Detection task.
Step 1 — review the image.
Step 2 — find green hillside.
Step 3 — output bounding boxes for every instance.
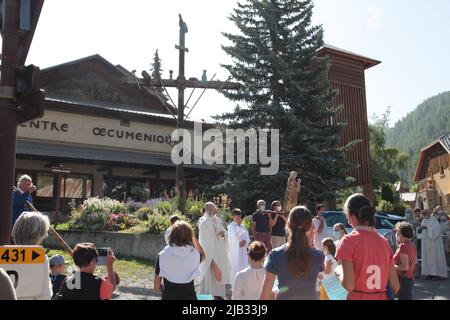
[385,91,450,186]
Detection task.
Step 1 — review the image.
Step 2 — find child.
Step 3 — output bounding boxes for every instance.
[319,238,338,300]
[228,208,251,286]
[333,223,347,247]
[232,241,267,300]
[393,222,417,300]
[154,221,205,300]
[49,254,68,299]
[165,215,181,244]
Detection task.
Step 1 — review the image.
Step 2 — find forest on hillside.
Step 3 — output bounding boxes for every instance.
[385,91,450,186]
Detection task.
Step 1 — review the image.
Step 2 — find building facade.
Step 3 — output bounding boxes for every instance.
[16,55,216,212]
[414,133,450,212]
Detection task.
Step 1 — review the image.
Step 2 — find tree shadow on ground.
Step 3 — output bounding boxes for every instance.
[114,285,161,300]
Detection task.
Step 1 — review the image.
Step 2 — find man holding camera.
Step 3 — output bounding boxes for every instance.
[55,243,117,300]
[12,175,36,228]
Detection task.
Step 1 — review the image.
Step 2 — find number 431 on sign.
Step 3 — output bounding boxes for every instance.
[0,246,45,264]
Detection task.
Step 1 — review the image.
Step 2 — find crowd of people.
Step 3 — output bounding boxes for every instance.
[154,194,449,301]
[1,174,449,301]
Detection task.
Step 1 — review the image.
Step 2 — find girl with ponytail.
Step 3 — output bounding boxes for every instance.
[335,194,400,300]
[260,206,325,300]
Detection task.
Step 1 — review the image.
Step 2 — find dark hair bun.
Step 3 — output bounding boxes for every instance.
[359,206,375,220]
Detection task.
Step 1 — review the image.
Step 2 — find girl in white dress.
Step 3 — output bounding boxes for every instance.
[232,241,267,300]
[319,238,338,300]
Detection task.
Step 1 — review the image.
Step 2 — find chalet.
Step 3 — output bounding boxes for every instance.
[414,133,450,212]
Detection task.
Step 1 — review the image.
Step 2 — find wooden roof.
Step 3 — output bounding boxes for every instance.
[41,54,175,115]
[414,133,450,181]
[318,44,381,70]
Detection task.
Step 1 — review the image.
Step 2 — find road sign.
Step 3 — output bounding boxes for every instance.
[0,246,45,264]
[51,168,71,174]
[0,245,48,299]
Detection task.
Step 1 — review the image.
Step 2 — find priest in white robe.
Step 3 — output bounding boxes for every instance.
[418,209,448,279]
[196,202,231,299]
[228,209,251,287]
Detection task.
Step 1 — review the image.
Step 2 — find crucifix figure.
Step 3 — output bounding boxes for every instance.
[124,14,240,212]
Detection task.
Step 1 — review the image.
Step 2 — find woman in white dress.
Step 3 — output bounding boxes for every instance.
[232,241,267,300]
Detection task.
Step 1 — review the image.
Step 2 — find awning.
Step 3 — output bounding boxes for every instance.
[16,139,216,172]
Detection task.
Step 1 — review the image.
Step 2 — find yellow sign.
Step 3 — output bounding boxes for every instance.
[0,246,45,265]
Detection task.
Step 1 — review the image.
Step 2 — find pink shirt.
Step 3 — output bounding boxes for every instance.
[335,227,394,300]
[393,241,416,279]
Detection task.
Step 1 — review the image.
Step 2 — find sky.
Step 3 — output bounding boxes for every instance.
[22,0,450,126]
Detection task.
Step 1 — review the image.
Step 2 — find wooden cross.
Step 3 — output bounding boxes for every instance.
[124,14,240,211]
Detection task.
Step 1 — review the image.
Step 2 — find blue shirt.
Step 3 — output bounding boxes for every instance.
[265,244,324,300]
[12,191,33,227]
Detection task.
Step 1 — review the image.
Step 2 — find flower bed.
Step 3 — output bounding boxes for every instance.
[66,195,252,235]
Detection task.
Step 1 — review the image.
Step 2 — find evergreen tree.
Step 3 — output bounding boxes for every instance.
[214,0,353,210]
[151,49,163,94]
[369,109,408,189]
[381,184,395,203]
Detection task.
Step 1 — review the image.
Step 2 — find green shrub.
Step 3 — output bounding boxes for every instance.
[242,216,253,234]
[104,213,138,231]
[155,200,175,215]
[125,220,150,234]
[392,201,408,216]
[68,197,128,231]
[126,201,146,213]
[186,200,205,218]
[136,206,154,221]
[377,200,395,213]
[146,213,172,234]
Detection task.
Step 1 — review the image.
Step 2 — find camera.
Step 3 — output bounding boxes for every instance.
[96,247,111,266]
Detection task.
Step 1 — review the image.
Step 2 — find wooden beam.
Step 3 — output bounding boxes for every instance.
[123,78,240,90]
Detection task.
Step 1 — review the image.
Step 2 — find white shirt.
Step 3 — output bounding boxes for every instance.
[322,254,338,281]
[159,245,201,284]
[164,226,173,244]
[228,222,251,287]
[312,217,328,250]
[232,267,266,300]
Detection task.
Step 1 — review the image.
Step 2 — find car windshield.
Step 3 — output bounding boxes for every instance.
[324,212,351,228]
[324,211,400,231]
[375,216,397,230]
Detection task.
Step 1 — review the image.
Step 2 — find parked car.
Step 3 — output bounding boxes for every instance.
[321,211,406,251]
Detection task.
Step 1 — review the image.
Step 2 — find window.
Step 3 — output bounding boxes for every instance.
[36,173,54,198]
[61,175,93,199]
[104,178,150,202]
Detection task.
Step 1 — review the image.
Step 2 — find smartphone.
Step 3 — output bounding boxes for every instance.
[96,247,111,266]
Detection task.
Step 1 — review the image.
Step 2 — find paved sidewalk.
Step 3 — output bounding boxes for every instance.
[414,272,450,300]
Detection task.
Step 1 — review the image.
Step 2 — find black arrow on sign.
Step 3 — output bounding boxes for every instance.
[32,250,41,262]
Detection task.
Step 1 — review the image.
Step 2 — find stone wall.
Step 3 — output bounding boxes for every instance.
[44,230,166,261]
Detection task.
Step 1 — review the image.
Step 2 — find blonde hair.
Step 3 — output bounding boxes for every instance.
[12,211,50,245]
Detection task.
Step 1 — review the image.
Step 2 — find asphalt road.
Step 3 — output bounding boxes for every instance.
[414,272,450,300]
